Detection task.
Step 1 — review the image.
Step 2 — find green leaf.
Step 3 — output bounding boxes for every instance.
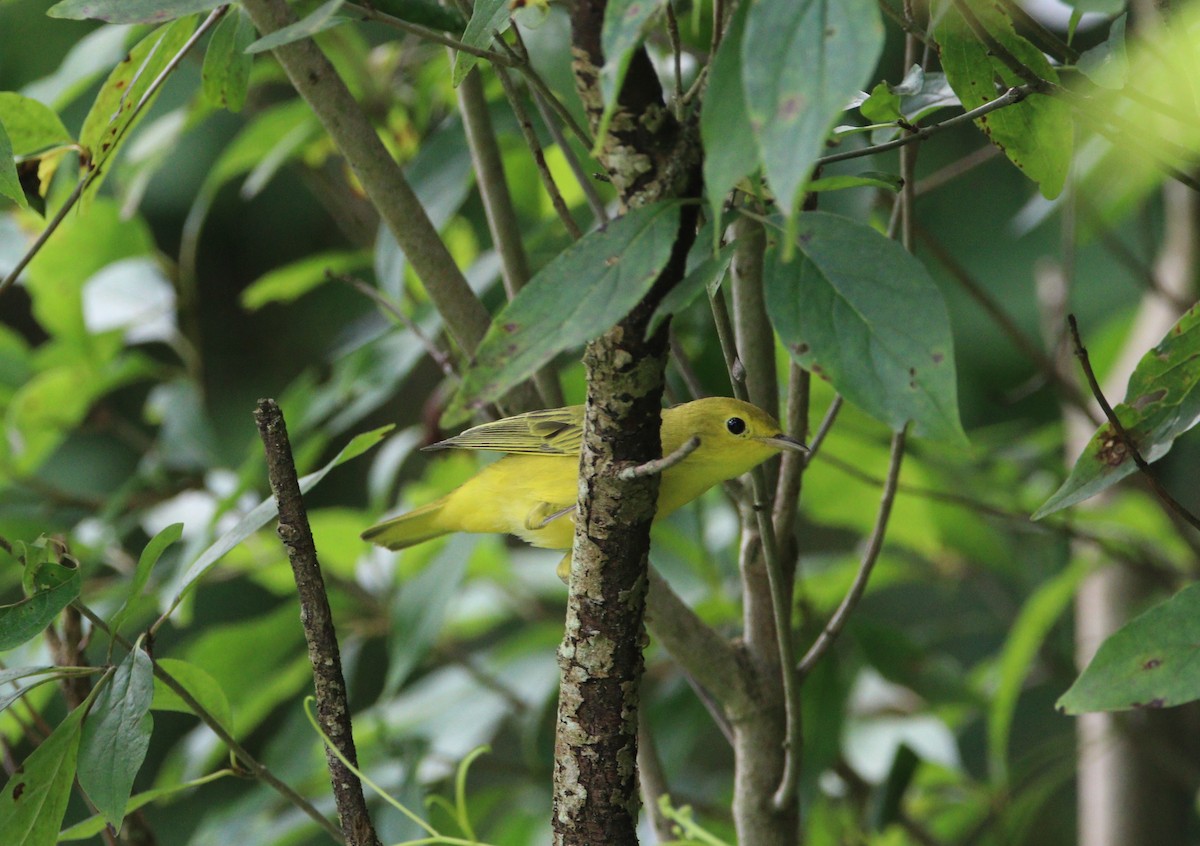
[0,122,29,210]
[0,568,81,651]
[47,0,222,23]
[151,658,233,731]
[1034,305,1200,518]
[764,212,966,443]
[0,696,86,846]
[384,547,469,695]
[1077,13,1127,91]
[20,542,78,593]
[742,0,883,217]
[451,0,510,86]
[701,0,757,227]
[593,0,664,145]
[806,171,902,193]
[164,425,392,614]
[246,0,349,54]
[20,25,135,111]
[646,241,736,338]
[111,523,184,637]
[25,198,156,342]
[78,647,154,831]
[858,80,902,124]
[202,6,256,111]
[987,561,1089,782]
[1059,582,1200,714]
[368,0,464,31]
[446,201,682,423]
[0,92,74,158]
[77,16,198,201]
[934,2,1072,199]
[240,250,370,310]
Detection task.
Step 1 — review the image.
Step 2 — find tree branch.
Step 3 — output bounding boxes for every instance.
[798,425,907,678]
[1066,315,1200,531]
[618,435,700,480]
[458,67,564,407]
[240,0,492,359]
[254,399,380,846]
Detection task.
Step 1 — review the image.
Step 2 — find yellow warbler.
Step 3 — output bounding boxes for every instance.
[361,397,807,563]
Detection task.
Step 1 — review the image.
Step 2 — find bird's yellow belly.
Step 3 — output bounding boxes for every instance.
[437,453,736,551]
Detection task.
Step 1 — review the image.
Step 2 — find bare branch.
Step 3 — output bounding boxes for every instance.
[254,399,380,846]
[1066,314,1200,531]
[618,435,700,480]
[798,425,908,678]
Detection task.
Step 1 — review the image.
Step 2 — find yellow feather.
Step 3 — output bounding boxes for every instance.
[361,397,807,554]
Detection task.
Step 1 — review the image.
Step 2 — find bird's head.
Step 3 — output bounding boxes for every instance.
[664,397,808,480]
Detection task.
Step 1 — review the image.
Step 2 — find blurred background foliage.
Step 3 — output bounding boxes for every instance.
[1,0,1199,844]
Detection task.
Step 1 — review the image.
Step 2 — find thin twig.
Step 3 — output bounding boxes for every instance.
[618,435,700,480]
[507,28,594,151]
[72,602,346,843]
[798,425,908,677]
[347,2,516,65]
[709,288,747,400]
[1076,195,1194,312]
[1066,315,1200,531]
[914,227,1100,423]
[817,451,1180,578]
[747,466,800,812]
[772,364,809,546]
[913,144,1000,196]
[669,330,709,400]
[664,1,685,120]
[456,67,563,407]
[0,178,85,297]
[255,399,380,846]
[493,66,583,239]
[876,0,935,48]
[802,395,843,468]
[710,0,729,55]
[335,272,458,378]
[530,87,609,225]
[817,85,1033,168]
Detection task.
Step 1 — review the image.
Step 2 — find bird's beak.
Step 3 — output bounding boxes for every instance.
[758,433,809,454]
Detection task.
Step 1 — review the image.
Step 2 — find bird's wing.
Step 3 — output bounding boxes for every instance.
[426,406,585,455]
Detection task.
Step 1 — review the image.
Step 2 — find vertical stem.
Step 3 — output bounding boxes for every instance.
[458,68,533,300]
[255,399,380,846]
[458,66,565,407]
[240,0,492,357]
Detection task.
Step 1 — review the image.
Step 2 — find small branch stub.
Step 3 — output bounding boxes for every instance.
[618,435,700,480]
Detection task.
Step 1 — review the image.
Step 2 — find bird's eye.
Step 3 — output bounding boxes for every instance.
[726,417,746,435]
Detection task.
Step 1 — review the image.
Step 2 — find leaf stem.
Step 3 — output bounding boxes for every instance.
[816,84,1033,168]
[346,2,516,64]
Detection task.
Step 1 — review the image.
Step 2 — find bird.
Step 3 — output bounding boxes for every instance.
[361,397,807,575]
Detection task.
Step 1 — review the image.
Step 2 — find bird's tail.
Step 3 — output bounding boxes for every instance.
[361,497,449,550]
